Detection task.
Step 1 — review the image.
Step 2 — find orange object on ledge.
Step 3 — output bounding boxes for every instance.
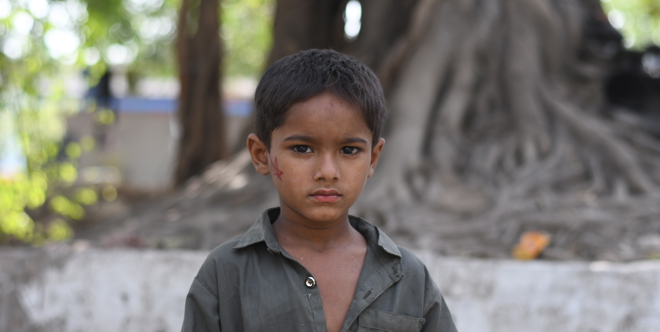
[512,230,552,260]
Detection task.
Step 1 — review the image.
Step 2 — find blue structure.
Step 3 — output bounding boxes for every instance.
[102,97,252,117]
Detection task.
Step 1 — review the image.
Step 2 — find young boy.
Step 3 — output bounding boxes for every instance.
[182,49,457,332]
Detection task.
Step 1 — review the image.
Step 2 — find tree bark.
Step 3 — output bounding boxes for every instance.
[266,0,347,66]
[175,0,228,187]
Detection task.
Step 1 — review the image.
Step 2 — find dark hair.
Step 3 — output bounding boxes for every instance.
[254,49,388,150]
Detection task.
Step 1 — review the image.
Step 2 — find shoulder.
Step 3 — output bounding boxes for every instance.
[193,237,252,295]
[394,247,457,330]
[354,217,432,281]
[397,246,427,270]
[396,247,437,292]
[205,237,244,263]
[197,237,243,272]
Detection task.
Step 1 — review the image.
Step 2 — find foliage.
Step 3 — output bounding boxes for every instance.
[0,0,177,245]
[0,83,88,244]
[221,0,274,78]
[0,0,275,245]
[602,0,660,49]
[0,0,74,244]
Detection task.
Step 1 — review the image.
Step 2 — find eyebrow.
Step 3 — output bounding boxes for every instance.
[283,135,314,142]
[343,137,369,144]
[283,135,368,145]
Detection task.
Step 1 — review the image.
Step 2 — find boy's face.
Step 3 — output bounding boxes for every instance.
[247,92,385,227]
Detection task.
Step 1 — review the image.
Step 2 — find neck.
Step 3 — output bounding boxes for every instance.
[273,213,357,253]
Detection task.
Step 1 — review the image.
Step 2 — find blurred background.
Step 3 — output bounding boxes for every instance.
[2,0,660,261]
[0,0,274,246]
[1,0,660,330]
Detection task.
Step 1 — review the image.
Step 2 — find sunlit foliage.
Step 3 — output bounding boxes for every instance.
[0,0,275,245]
[0,0,178,245]
[221,0,274,78]
[602,0,660,49]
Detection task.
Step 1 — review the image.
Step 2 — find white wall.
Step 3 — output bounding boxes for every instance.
[66,111,250,191]
[4,249,660,332]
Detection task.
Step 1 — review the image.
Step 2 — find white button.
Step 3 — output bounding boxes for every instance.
[305,276,316,288]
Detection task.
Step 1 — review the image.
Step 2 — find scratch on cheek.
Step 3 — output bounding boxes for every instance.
[270,155,284,181]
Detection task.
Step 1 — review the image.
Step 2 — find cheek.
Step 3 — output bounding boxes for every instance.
[344,164,371,185]
[272,157,308,186]
[268,155,286,181]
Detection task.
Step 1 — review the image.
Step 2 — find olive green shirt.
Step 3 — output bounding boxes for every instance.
[182,208,457,332]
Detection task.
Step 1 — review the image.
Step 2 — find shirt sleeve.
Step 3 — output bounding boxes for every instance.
[181,276,221,332]
[421,292,458,332]
[421,266,458,332]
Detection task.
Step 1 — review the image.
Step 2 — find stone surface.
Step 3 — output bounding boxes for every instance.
[416,251,660,332]
[1,247,659,332]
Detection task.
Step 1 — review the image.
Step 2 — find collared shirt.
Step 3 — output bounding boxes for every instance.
[182,208,457,332]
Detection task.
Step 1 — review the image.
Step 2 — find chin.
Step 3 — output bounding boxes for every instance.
[303,207,349,223]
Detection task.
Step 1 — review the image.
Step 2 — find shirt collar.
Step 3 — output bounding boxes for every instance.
[233,207,401,258]
[234,207,284,253]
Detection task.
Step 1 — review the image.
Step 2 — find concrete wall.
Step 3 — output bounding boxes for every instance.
[66,111,250,191]
[1,248,659,332]
[66,112,176,190]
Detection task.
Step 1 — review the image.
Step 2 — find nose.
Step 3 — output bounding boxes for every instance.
[313,153,340,181]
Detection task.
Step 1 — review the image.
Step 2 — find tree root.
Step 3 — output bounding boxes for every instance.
[355,0,660,261]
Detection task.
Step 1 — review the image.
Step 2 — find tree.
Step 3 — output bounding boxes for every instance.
[601,0,660,49]
[174,0,228,186]
[259,0,660,258]
[91,0,660,260]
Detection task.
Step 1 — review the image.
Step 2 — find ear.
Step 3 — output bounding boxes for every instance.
[247,133,270,176]
[367,138,385,178]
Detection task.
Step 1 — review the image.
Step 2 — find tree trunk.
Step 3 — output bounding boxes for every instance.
[175,0,228,187]
[266,0,347,66]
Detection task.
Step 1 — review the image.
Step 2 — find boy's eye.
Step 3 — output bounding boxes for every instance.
[292,145,312,153]
[341,146,360,155]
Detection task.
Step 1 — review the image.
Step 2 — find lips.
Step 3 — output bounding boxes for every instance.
[310,189,341,203]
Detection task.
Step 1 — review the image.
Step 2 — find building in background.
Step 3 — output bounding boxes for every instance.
[67,74,254,191]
